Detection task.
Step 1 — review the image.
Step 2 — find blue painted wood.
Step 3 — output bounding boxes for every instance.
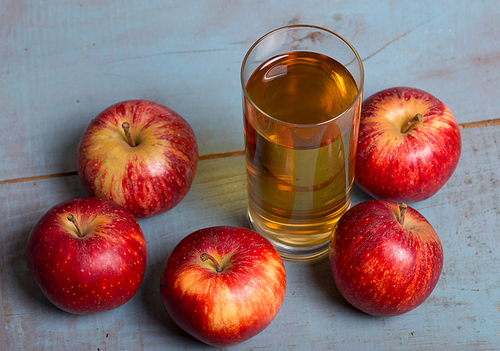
[1,0,500,349]
[1,0,499,181]
[1,125,500,350]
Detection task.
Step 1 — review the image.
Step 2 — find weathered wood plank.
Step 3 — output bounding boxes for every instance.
[2,0,500,349]
[1,124,499,350]
[1,0,499,182]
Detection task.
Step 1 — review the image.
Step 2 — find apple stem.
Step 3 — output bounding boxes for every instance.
[200,253,223,273]
[122,122,136,147]
[402,113,423,133]
[399,203,408,227]
[67,214,84,237]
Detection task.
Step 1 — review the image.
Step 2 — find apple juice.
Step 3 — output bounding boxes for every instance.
[244,51,359,259]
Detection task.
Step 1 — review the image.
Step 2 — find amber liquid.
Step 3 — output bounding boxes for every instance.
[244,51,359,260]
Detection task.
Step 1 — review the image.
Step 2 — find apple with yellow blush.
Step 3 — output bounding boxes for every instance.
[159,226,287,347]
[76,100,198,218]
[355,87,461,202]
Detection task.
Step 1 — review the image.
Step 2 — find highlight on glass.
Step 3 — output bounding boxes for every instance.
[241,25,364,261]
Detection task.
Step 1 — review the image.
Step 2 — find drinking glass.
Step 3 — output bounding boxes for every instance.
[241,25,364,261]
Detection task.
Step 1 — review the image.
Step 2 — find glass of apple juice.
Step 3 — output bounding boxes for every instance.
[240,25,364,262]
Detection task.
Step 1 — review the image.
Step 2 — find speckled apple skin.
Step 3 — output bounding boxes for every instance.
[77,100,198,218]
[355,87,461,202]
[160,226,286,347]
[26,197,147,314]
[329,200,443,317]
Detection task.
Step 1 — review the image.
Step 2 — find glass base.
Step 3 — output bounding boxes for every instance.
[248,211,332,263]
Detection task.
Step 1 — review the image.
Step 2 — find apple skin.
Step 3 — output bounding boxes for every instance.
[77,100,198,218]
[160,226,287,347]
[329,200,443,317]
[355,87,461,203]
[26,197,147,314]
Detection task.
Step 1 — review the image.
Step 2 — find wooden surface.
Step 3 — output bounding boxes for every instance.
[1,0,499,350]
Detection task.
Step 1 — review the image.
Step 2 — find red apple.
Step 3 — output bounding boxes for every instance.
[77,100,198,218]
[26,197,147,314]
[160,226,287,347]
[355,87,461,202]
[329,200,443,317]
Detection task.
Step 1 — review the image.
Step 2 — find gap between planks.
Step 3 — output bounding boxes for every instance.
[1,118,499,185]
[0,150,245,185]
[457,118,500,129]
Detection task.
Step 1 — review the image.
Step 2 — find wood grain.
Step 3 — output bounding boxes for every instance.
[1,0,499,182]
[2,0,500,349]
[1,125,499,350]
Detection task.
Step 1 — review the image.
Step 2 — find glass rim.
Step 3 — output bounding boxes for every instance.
[240,24,365,128]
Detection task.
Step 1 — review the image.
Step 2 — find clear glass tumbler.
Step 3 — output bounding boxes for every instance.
[240,25,364,262]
